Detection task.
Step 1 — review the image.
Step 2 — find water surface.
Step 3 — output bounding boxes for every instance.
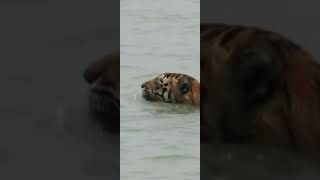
[120,0,200,179]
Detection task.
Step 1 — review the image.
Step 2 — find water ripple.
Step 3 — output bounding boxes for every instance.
[121,0,200,179]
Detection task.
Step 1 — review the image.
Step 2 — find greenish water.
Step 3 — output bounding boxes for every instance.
[120,0,200,179]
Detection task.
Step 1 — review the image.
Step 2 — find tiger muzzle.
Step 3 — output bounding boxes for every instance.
[89,83,119,132]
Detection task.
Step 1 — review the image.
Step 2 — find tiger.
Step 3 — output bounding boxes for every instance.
[201,23,320,155]
[141,73,200,107]
[83,49,119,132]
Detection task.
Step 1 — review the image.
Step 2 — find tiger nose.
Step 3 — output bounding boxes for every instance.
[141,82,146,89]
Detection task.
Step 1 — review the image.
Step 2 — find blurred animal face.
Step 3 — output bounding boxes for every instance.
[83,50,120,132]
[201,24,288,142]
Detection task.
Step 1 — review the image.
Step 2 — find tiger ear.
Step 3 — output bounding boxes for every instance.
[231,47,284,102]
[179,79,192,94]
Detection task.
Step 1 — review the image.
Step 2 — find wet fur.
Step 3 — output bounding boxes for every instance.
[141,73,200,107]
[201,23,320,155]
[83,50,120,132]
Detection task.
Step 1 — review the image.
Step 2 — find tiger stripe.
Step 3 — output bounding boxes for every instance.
[141,73,200,107]
[201,24,303,62]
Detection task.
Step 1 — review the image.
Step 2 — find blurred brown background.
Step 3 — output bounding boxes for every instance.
[201,0,320,179]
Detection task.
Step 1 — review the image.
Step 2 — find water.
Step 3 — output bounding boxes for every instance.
[120,0,200,179]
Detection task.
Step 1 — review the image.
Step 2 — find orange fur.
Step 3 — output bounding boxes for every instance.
[141,73,200,107]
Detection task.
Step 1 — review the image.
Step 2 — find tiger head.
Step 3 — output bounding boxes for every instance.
[141,73,200,107]
[201,23,320,155]
[83,50,120,132]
